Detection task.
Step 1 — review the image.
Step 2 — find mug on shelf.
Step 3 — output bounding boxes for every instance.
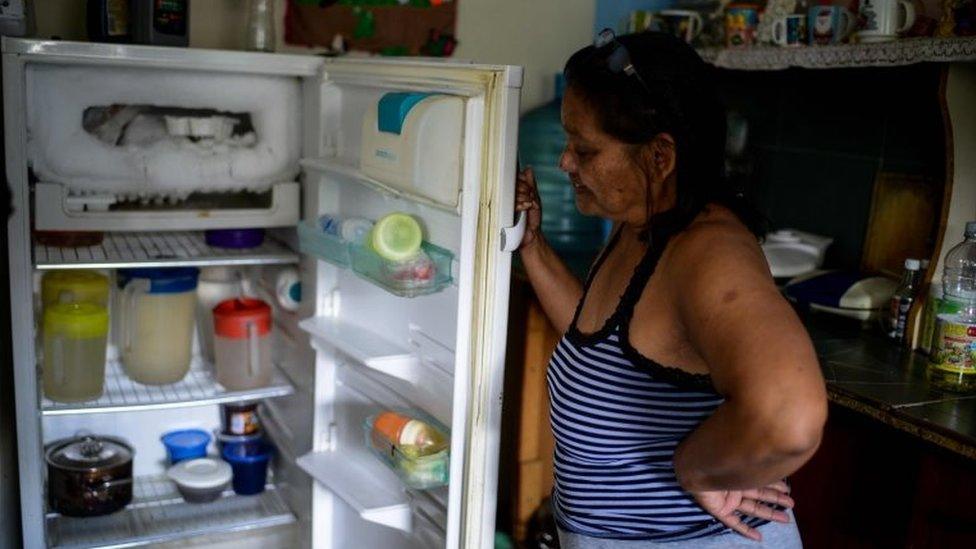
[659,10,704,44]
[809,5,856,45]
[772,14,807,47]
[726,4,761,47]
[856,0,916,43]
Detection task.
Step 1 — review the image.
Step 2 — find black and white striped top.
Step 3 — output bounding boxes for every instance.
[547,226,768,541]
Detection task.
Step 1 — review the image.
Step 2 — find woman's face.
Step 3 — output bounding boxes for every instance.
[559,87,654,224]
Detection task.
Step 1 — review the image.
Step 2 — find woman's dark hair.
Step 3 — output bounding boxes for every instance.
[564,31,765,239]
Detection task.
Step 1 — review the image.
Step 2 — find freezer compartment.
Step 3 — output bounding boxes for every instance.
[34,181,300,232]
[45,474,295,549]
[26,64,301,196]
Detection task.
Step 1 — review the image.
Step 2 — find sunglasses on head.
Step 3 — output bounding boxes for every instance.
[593,28,653,96]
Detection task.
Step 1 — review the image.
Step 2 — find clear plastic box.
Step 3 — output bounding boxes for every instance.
[349,242,453,298]
[298,222,351,267]
[363,410,450,490]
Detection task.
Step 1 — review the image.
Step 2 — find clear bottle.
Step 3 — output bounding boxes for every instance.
[245,0,275,52]
[888,258,922,342]
[929,221,976,393]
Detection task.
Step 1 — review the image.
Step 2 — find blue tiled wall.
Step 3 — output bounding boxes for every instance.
[717,65,945,270]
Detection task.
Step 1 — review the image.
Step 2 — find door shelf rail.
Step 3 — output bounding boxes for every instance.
[297,447,412,532]
[46,474,294,549]
[34,230,299,270]
[42,359,295,416]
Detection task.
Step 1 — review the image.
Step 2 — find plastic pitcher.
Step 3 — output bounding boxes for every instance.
[213,298,272,390]
[196,267,247,364]
[118,267,199,385]
[43,302,109,402]
[41,270,109,309]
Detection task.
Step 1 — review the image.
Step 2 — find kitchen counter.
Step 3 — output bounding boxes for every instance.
[804,313,976,460]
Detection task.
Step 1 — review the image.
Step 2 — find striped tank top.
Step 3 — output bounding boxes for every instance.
[547,226,769,541]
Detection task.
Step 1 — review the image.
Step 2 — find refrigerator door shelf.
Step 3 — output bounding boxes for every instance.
[35,230,298,271]
[34,181,300,232]
[41,358,295,416]
[301,157,462,215]
[296,447,412,532]
[300,317,454,423]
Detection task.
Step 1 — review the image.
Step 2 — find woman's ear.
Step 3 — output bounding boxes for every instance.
[646,133,677,181]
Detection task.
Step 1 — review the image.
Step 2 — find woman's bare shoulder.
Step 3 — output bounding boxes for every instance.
[666,205,767,278]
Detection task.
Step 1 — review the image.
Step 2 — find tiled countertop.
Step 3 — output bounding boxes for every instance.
[804,313,976,459]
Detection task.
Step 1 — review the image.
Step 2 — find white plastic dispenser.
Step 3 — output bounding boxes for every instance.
[360,93,464,208]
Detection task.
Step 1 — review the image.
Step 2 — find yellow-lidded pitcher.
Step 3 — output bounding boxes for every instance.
[41,270,110,309]
[43,302,109,403]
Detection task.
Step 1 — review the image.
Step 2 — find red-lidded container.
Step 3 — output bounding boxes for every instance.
[213,298,272,390]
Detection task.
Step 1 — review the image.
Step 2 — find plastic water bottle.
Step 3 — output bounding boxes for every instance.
[929,221,976,393]
[887,258,921,342]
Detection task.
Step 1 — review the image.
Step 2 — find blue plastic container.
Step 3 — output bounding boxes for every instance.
[161,429,211,464]
[222,440,273,495]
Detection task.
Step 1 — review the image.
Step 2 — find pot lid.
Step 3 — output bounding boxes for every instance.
[46,435,133,471]
[167,458,232,490]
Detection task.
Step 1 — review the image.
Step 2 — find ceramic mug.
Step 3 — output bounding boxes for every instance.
[809,5,856,45]
[772,14,807,46]
[726,4,761,47]
[629,10,656,33]
[659,9,704,43]
[856,0,916,42]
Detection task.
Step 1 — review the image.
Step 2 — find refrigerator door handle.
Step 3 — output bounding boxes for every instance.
[499,210,526,253]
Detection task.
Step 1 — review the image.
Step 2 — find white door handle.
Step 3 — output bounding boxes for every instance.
[500,210,527,253]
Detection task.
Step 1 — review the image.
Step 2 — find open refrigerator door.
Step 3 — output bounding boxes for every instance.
[293,57,523,549]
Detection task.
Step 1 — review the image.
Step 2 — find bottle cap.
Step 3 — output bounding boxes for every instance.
[965,221,976,238]
[905,259,921,270]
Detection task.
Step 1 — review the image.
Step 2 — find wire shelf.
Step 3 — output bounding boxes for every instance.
[34,231,298,270]
[42,359,295,416]
[46,475,295,549]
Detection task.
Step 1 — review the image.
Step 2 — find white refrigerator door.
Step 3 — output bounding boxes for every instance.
[298,58,522,549]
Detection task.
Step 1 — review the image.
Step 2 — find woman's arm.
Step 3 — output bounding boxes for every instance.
[516,167,584,334]
[670,224,828,491]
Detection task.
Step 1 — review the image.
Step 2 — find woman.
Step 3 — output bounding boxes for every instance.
[516,31,827,548]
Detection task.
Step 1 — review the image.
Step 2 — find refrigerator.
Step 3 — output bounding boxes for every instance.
[3,38,524,549]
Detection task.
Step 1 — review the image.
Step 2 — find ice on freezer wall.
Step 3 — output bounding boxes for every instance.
[26,65,301,197]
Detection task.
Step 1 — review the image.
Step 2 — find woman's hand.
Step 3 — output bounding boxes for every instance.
[690,481,794,541]
[515,166,543,251]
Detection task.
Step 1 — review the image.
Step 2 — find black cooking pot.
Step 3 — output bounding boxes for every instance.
[46,435,134,517]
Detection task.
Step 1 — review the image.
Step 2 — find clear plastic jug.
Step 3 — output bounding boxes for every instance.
[43,302,109,402]
[118,268,199,385]
[213,298,272,390]
[196,267,247,364]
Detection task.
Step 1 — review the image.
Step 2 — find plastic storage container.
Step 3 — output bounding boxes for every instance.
[161,429,211,464]
[42,302,110,402]
[118,267,199,385]
[222,440,273,495]
[167,458,232,503]
[205,228,265,249]
[364,410,450,489]
[214,430,265,455]
[41,270,110,309]
[213,298,273,390]
[298,222,351,267]
[350,242,453,298]
[196,267,246,363]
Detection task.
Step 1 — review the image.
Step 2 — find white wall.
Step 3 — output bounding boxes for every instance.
[33,0,595,112]
[453,0,595,111]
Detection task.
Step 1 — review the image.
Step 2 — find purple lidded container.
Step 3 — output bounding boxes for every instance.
[205,228,265,249]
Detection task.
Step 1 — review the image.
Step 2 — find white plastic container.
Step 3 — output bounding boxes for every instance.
[360,93,463,207]
[213,298,273,390]
[118,268,199,385]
